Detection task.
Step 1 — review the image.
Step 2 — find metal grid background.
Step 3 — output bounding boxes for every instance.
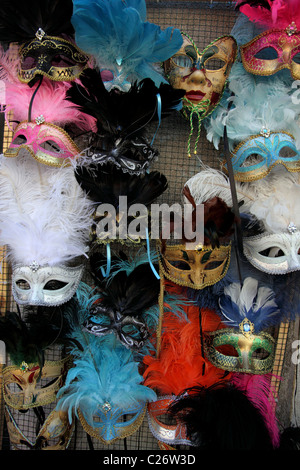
[0,0,293,451]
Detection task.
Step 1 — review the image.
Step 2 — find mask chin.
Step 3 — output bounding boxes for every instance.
[12,264,84,307]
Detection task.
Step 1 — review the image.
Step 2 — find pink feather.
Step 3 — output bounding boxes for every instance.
[5,78,97,132]
[237,0,300,28]
[231,372,281,448]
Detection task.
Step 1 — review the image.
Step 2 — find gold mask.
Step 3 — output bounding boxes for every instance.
[3,356,71,410]
[157,241,231,289]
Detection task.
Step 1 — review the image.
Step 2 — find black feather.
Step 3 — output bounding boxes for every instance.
[168,383,274,450]
[91,263,160,318]
[235,0,272,11]
[67,68,185,142]
[75,164,168,208]
[0,306,71,367]
[0,0,74,43]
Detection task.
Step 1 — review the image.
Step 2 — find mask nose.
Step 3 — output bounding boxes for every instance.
[187,68,207,85]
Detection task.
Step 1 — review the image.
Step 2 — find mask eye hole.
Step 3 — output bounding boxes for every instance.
[279,146,298,158]
[171,55,193,68]
[100,69,114,82]
[259,247,285,258]
[11,134,27,145]
[168,260,191,270]
[21,55,38,70]
[241,153,264,167]
[252,348,270,360]
[215,344,239,357]
[43,280,68,291]
[155,413,178,427]
[293,52,300,64]
[204,260,223,270]
[254,47,278,60]
[15,279,30,290]
[40,140,62,153]
[116,413,137,423]
[205,58,226,71]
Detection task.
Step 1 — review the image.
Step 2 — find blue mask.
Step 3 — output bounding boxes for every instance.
[223,132,300,182]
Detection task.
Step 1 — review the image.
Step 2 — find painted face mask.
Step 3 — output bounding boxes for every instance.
[4,121,81,167]
[4,407,74,451]
[241,25,300,79]
[18,29,89,83]
[147,396,191,447]
[223,131,300,182]
[164,33,237,156]
[243,230,300,275]
[157,241,231,290]
[205,321,275,374]
[12,264,84,307]
[3,356,71,410]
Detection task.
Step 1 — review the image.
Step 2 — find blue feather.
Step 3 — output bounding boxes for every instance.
[56,335,156,426]
[71,0,183,87]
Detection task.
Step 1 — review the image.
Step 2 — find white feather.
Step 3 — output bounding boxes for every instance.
[0,154,94,266]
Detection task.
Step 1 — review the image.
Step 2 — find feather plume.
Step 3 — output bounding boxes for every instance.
[0,46,20,85]
[218,276,282,330]
[167,382,274,449]
[0,155,94,266]
[56,334,157,426]
[231,372,280,448]
[205,62,300,150]
[0,307,70,367]
[236,0,300,28]
[75,163,168,209]
[66,68,184,143]
[0,0,74,43]
[71,0,183,87]
[5,78,97,132]
[143,306,230,396]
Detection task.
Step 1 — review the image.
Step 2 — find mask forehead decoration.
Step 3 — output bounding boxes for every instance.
[0,0,87,85]
[164,32,237,157]
[205,62,300,182]
[236,0,300,79]
[0,156,94,306]
[71,0,183,91]
[204,277,280,374]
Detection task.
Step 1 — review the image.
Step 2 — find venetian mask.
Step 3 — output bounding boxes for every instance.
[12,264,84,307]
[164,33,237,116]
[157,241,231,289]
[223,131,300,182]
[205,319,275,374]
[147,396,191,447]
[4,121,81,167]
[241,23,300,80]
[243,230,300,275]
[3,356,71,410]
[18,29,89,83]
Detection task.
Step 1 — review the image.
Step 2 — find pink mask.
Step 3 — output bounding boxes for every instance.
[241,27,300,79]
[4,121,80,167]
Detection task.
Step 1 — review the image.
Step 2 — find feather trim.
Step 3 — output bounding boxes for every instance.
[0,155,94,266]
[219,276,282,331]
[56,334,157,426]
[236,0,300,29]
[143,306,230,396]
[71,0,183,87]
[231,372,280,448]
